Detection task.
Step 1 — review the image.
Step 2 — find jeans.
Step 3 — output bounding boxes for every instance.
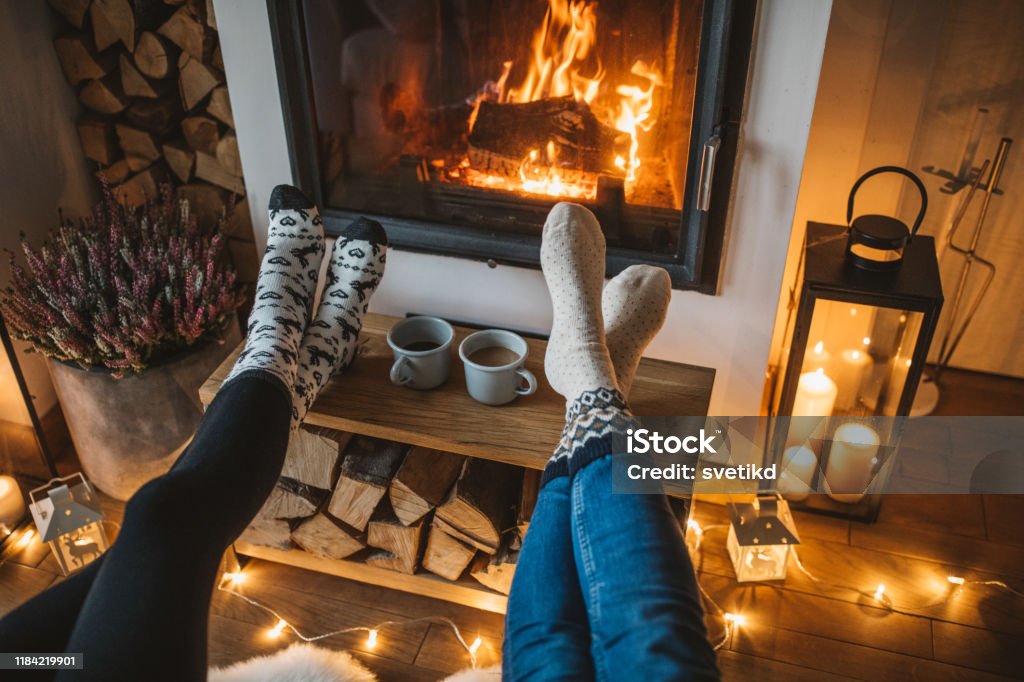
[0,371,293,682]
[504,454,719,681]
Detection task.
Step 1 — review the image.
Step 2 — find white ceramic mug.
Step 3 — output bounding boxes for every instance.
[459,329,537,405]
[386,316,454,390]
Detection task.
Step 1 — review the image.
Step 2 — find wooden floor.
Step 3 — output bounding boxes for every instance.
[1,367,1020,680]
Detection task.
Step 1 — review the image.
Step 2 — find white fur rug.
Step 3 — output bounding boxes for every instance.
[208,643,501,682]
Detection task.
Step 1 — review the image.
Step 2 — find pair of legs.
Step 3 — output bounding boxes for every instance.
[0,187,388,681]
[504,205,719,680]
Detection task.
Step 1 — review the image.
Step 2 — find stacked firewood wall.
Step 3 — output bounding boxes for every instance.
[48,0,258,305]
[242,426,540,596]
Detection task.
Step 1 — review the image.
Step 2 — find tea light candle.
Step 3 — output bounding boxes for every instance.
[825,423,880,503]
[778,445,817,502]
[792,368,837,417]
[834,348,873,411]
[0,475,26,531]
[802,341,832,373]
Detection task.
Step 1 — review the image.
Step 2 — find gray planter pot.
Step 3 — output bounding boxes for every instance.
[47,322,241,500]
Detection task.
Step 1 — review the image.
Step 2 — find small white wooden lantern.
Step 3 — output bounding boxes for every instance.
[28,474,109,575]
[726,493,800,582]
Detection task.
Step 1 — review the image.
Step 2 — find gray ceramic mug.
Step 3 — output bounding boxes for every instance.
[459,329,538,406]
[387,316,454,390]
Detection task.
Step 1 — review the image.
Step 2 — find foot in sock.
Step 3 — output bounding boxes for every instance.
[540,203,627,484]
[603,265,672,396]
[292,217,388,427]
[226,185,324,391]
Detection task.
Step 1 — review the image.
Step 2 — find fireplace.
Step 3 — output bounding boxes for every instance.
[270,0,755,291]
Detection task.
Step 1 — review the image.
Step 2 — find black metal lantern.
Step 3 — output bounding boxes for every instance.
[769,222,943,521]
[845,167,928,271]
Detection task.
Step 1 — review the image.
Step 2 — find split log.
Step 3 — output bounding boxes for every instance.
[181,115,219,154]
[120,53,158,98]
[48,0,91,28]
[80,76,128,115]
[134,31,178,79]
[177,183,229,227]
[468,96,624,178]
[366,498,426,574]
[282,427,349,492]
[291,513,365,561]
[206,86,234,127]
[91,0,135,51]
[328,437,408,531]
[115,123,160,170]
[260,485,318,520]
[96,159,132,185]
[422,524,477,581]
[54,37,113,86]
[158,6,207,61]
[435,458,522,552]
[195,151,245,194]
[125,95,183,136]
[113,164,166,206]
[470,529,520,595]
[205,0,217,29]
[178,53,220,111]
[389,447,465,527]
[238,515,292,551]
[518,469,541,536]
[222,198,252,239]
[215,133,243,177]
[431,515,497,554]
[162,141,195,183]
[211,42,224,72]
[77,119,118,165]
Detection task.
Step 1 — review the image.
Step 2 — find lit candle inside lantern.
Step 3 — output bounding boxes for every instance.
[802,341,832,373]
[778,445,817,502]
[0,475,26,530]
[792,368,837,417]
[834,348,873,411]
[825,423,880,504]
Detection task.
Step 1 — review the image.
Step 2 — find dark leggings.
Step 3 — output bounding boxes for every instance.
[0,371,292,681]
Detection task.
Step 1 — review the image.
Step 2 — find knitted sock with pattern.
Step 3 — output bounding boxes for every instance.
[292,218,388,428]
[540,203,626,485]
[225,185,324,393]
[603,264,672,396]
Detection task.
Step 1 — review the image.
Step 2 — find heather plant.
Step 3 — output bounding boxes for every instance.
[2,186,243,375]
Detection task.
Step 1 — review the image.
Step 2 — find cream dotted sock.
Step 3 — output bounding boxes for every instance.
[292,218,388,428]
[540,203,627,485]
[541,203,618,401]
[225,185,324,392]
[603,265,672,396]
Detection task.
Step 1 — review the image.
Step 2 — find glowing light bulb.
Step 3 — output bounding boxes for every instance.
[947,576,965,586]
[813,341,825,355]
[267,619,287,638]
[723,612,746,627]
[16,529,35,549]
[862,337,871,345]
[366,629,378,649]
[873,584,887,601]
[223,571,245,587]
[469,637,482,654]
[687,519,703,536]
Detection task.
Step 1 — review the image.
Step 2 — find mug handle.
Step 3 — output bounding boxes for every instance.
[390,356,413,386]
[515,368,538,396]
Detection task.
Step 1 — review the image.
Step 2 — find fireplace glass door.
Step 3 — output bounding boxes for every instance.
[274,0,753,290]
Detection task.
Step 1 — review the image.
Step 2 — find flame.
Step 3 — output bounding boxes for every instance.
[461,0,662,199]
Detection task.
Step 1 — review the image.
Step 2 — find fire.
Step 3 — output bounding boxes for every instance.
[463,0,662,199]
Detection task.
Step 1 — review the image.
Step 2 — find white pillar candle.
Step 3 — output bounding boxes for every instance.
[792,368,837,417]
[778,445,818,502]
[802,341,832,373]
[834,348,873,411]
[0,475,26,532]
[825,423,880,504]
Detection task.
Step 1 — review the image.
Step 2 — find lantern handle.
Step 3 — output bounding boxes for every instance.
[846,166,928,241]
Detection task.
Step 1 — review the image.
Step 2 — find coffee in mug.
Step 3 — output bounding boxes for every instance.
[386,316,454,390]
[459,329,537,405]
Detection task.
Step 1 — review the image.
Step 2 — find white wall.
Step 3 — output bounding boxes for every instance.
[0,3,96,424]
[214,0,833,415]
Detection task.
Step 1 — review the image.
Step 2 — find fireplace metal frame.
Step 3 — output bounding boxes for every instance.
[268,0,756,293]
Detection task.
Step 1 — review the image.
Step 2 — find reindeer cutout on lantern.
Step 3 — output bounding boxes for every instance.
[29,474,110,576]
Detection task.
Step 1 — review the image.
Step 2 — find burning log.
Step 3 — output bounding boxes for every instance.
[467,96,623,180]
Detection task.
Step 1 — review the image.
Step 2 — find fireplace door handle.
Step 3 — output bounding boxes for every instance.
[696,133,721,212]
